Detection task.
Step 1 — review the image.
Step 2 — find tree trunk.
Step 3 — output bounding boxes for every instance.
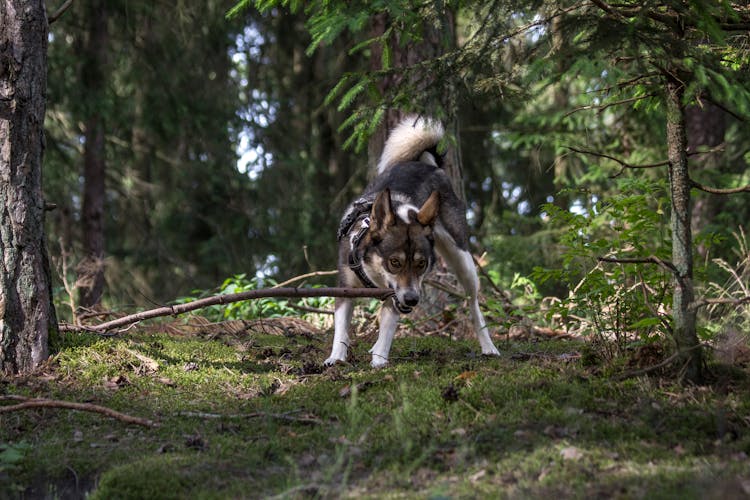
[665,76,702,383]
[367,9,462,196]
[77,0,109,308]
[686,102,726,255]
[0,0,57,374]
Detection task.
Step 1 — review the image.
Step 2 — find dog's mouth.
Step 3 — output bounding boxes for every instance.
[392,296,414,314]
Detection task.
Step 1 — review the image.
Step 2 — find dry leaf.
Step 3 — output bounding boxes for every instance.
[560,446,583,461]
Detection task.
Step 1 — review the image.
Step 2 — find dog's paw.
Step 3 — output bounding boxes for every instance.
[482,345,501,357]
[370,357,389,369]
[324,356,346,367]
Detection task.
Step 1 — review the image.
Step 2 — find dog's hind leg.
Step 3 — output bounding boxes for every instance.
[435,236,500,356]
[324,297,354,366]
[369,301,400,368]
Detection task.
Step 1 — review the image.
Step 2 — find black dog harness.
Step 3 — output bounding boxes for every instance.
[346,215,379,289]
[338,199,379,289]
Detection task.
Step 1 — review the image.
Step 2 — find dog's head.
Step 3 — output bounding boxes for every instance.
[363,189,439,313]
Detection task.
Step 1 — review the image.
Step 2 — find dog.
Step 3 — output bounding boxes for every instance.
[324,115,500,368]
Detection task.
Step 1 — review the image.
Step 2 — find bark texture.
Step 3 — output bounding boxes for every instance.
[0,0,57,374]
[77,0,109,308]
[367,9,463,196]
[665,76,702,382]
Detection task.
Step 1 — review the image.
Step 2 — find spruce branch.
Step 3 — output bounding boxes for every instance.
[690,180,750,195]
[565,146,669,173]
[563,93,656,117]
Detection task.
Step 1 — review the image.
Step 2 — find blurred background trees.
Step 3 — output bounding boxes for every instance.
[43,0,750,379]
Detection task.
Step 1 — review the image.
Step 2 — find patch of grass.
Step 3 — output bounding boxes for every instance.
[2,326,750,498]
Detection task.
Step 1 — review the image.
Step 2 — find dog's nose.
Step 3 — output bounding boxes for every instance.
[402,291,419,307]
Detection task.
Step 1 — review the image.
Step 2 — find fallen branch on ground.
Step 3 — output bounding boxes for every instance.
[178,410,322,425]
[0,395,157,427]
[59,287,394,334]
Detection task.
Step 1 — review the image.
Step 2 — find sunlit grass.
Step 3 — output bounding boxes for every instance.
[2,327,749,498]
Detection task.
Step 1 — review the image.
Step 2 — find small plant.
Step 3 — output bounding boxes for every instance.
[532,178,673,354]
[177,274,335,322]
[700,228,750,349]
[0,441,31,493]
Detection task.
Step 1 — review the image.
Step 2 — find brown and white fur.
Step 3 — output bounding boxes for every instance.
[325,116,500,368]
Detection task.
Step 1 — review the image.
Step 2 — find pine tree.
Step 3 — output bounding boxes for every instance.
[0,0,58,374]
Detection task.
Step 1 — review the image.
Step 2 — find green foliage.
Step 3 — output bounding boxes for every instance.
[700,229,750,341]
[0,441,31,495]
[177,274,334,322]
[532,176,673,345]
[0,441,31,474]
[43,0,750,368]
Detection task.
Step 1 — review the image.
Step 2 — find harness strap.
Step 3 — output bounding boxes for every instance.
[347,216,379,289]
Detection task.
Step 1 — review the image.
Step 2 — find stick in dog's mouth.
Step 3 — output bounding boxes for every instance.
[392,296,414,314]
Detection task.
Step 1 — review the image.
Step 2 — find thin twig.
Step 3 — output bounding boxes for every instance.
[636,269,673,335]
[55,237,78,325]
[613,343,707,381]
[563,93,656,117]
[598,255,678,275]
[0,395,156,427]
[566,146,669,170]
[613,351,681,381]
[689,295,750,312]
[472,255,517,316]
[48,0,73,24]
[690,180,750,195]
[423,278,467,299]
[272,270,338,288]
[287,303,334,315]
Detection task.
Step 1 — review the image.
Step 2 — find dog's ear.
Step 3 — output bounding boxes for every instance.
[370,189,396,236]
[417,191,439,226]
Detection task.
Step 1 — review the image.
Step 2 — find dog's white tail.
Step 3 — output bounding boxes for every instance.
[376,115,445,174]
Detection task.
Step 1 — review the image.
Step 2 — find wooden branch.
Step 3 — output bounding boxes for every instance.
[613,350,681,381]
[59,287,394,334]
[272,270,338,288]
[689,296,750,311]
[613,343,708,381]
[286,303,334,315]
[563,93,656,117]
[472,255,517,316]
[0,395,156,427]
[48,0,74,24]
[598,255,678,275]
[565,146,669,172]
[690,180,750,195]
[178,410,322,425]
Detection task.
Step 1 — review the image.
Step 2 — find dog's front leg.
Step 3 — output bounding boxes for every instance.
[369,300,400,368]
[324,297,353,366]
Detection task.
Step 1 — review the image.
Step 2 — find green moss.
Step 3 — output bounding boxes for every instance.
[2,330,750,498]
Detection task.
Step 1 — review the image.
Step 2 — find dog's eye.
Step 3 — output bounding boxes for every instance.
[416,259,427,270]
[389,258,402,269]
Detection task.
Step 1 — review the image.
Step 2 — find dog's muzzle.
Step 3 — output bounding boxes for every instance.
[392,290,419,314]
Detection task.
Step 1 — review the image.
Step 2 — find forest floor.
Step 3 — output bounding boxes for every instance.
[2,313,750,499]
